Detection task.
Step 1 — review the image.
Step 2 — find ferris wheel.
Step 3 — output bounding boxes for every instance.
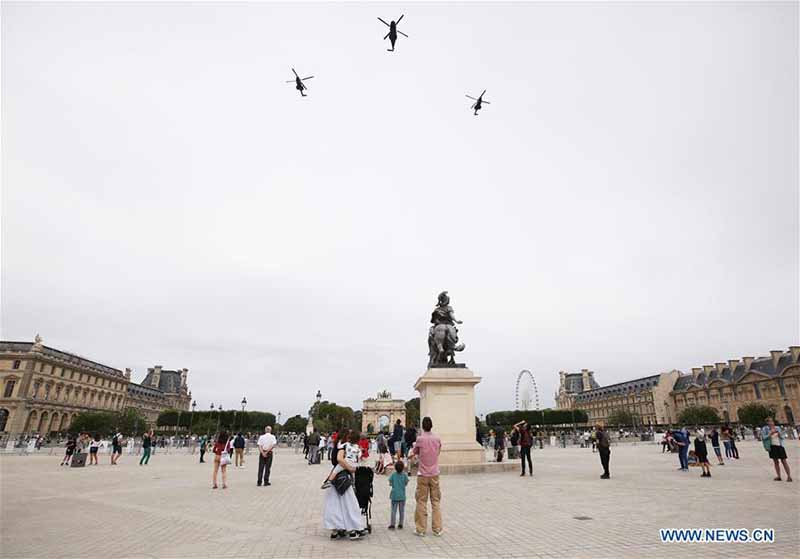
[515,369,540,411]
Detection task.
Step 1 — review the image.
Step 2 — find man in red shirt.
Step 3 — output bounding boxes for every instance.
[411,416,442,537]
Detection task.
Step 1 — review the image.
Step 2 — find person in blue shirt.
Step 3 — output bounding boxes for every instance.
[387,460,409,530]
[673,427,690,471]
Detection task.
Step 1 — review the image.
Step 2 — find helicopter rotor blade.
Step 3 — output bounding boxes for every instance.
[285,80,295,83]
[396,14,404,24]
[465,95,478,101]
[482,100,491,104]
[398,31,409,38]
[377,17,391,27]
[470,103,476,110]
[302,76,314,80]
[480,90,487,98]
[384,32,390,40]
[292,68,299,78]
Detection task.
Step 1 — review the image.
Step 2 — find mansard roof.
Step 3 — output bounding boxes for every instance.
[573,374,661,403]
[671,352,799,393]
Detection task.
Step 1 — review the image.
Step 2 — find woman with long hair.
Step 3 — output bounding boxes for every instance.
[322,429,365,540]
[212,431,232,489]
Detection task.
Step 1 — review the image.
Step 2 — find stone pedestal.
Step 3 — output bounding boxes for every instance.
[414,367,485,467]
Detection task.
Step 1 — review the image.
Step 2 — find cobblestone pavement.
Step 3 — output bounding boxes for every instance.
[1,441,798,558]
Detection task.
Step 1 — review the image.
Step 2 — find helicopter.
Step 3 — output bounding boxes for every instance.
[285,68,314,97]
[465,90,491,116]
[378,15,408,52]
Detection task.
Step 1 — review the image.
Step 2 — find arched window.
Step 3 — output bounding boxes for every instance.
[0,408,9,431]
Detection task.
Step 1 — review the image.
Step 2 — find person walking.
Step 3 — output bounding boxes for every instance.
[307,429,321,465]
[140,430,153,466]
[721,424,733,458]
[515,421,533,476]
[257,426,277,487]
[211,431,232,489]
[411,416,442,537]
[60,434,76,466]
[198,434,207,463]
[302,432,309,459]
[694,428,711,478]
[673,427,690,471]
[322,429,365,540]
[390,419,404,462]
[494,427,505,462]
[233,432,246,468]
[387,460,409,530]
[89,434,101,465]
[110,432,123,465]
[761,417,792,482]
[403,423,417,461]
[596,425,611,479]
[729,428,740,460]
[709,427,724,466]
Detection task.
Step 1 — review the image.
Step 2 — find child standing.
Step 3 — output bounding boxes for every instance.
[387,461,409,530]
[695,428,711,478]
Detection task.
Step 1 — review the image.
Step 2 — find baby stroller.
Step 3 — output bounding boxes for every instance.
[354,466,374,533]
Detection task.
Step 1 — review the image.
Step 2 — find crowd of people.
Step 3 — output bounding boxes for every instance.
[48,413,795,545]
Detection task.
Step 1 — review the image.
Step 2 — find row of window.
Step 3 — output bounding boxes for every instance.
[9,360,124,391]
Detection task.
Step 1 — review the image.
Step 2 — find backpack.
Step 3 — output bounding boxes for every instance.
[510,430,520,446]
[330,441,339,467]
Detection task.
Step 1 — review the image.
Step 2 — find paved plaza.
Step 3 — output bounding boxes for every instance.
[1,441,798,559]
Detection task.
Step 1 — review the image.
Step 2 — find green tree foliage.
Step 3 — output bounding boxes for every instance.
[677,405,720,426]
[157,409,275,434]
[308,401,357,433]
[606,409,639,427]
[485,409,588,429]
[282,414,308,433]
[405,397,420,427]
[69,408,148,437]
[735,403,775,427]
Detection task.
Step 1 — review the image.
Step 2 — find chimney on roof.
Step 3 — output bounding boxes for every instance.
[152,365,162,388]
[180,368,188,390]
[715,362,726,375]
[770,350,783,368]
[559,370,566,391]
[702,365,714,376]
[692,367,702,381]
[727,359,739,372]
[124,368,132,380]
[742,357,754,371]
[581,369,592,391]
[790,346,800,364]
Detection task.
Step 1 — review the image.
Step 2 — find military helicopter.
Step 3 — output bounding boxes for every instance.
[465,90,491,116]
[285,68,314,97]
[378,15,408,51]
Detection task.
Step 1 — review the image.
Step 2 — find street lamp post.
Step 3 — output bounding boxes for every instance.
[240,397,247,431]
[189,400,196,435]
[209,403,214,436]
[217,404,223,433]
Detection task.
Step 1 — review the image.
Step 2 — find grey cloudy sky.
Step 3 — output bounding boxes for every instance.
[2,1,798,419]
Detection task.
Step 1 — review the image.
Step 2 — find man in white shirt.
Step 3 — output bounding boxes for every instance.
[257,426,277,487]
[318,434,327,461]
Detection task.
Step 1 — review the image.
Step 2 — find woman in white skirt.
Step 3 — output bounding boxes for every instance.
[323,429,366,540]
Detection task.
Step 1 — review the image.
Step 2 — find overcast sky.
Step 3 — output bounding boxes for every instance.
[2,1,797,419]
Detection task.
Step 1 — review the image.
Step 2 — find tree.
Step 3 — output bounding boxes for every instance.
[677,405,720,426]
[606,409,638,427]
[736,403,775,427]
[484,408,589,429]
[405,397,420,427]
[308,401,355,433]
[69,411,118,436]
[282,414,308,433]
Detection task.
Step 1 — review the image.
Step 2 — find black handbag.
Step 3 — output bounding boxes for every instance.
[333,470,352,495]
